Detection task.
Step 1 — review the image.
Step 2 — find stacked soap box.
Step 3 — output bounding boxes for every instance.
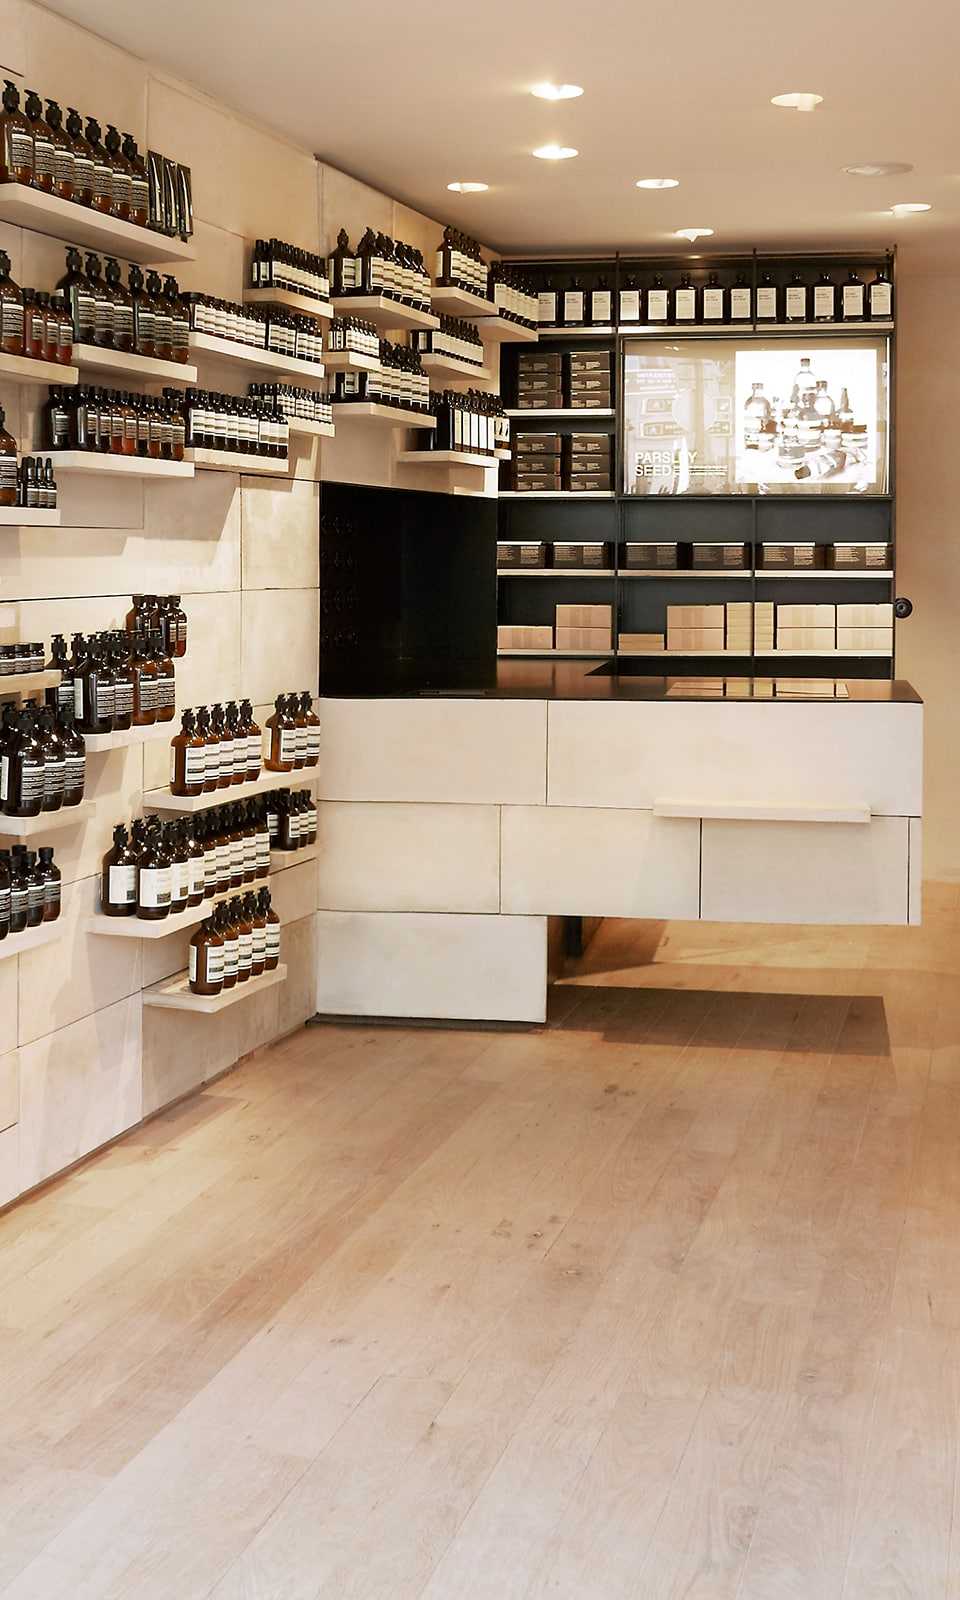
[497,625,554,651]
[555,603,613,651]
[567,350,612,410]
[773,603,893,651]
[514,351,563,410]
[508,428,612,492]
[666,604,726,652]
[512,431,562,492]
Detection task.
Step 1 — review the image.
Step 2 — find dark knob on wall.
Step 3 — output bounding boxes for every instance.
[894,597,913,619]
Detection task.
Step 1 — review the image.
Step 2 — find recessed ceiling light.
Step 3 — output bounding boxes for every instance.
[531,82,583,101]
[676,227,713,242]
[890,202,931,216]
[843,161,913,178]
[532,145,579,161]
[636,177,679,189]
[771,92,823,111]
[447,181,489,193]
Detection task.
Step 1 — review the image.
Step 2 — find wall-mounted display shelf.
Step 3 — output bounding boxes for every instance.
[183,448,290,477]
[330,295,440,333]
[0,917,68,960]
[0,507,61,526]
[142,961,287,1012]
[330,402,436,431]
[270,843,320,869]
[287,418,335,439]
[478,318,538,345]
[756,570,894,581]
[498,568,614,579]
[323,350,381,374]
[0,182,196,264]
[87,882,258,939]
[754,648,892,659]
[0,799,95,837]
[538,326,616,340]
[143,767,319,814]
[498,490,615,501]
[47,452,194,479]
[0,350,78,386]
[619,569,750,580]
[398,449,496,470]
[419,352,492,383]
[189,331,325,383]
[243,288,333,320]
[0,669,60,697]
[430,286,498,318]
[505,408,615,420]
[72,344,197,385]
[83,721,175,754]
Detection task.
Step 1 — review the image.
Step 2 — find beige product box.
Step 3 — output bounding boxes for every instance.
[836,603,893,627]
[667,604,726,630]
[555,626,615,650]
[754,601,775,648]
[666,628,727,652]
[837,627,893,651]
[775,627,837,650]
[618,632,665,651]
[556,603,613,628]
[725,602,753,649]
[497,625,554,650]
[775,604,837,628]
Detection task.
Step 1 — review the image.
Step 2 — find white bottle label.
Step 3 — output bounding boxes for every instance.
[619,289,641,322]
[252,923,267,964]
[646,289,668,321]
[843,284,865,317]
[702,288,724,319]
[238,928,253,971]
[279,727,297,763]
[138,865,171,908]
[0,754,6,803]
[870,281,892,317]
[730,287,751,319]
[591,290,612,323]
[814,284,835,319]
[188,855,205,898]
[674,288,696,320]
[108,863,138,905]
[537,291,557,324]
[563,291,584,323]
[266,922,280,960]
[756,286,778,319]
[786,285,807,319]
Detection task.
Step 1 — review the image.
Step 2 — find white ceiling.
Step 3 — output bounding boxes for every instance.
[36,0,960,267]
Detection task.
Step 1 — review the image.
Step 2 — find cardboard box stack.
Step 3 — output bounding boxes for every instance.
[754,601,775,651]
[666,604,726,652]
[515,350,563,409]
[618,632,665,651]
[497,625,554,651]
[837,602,893,651]
[564,430,612,492]
[775,603,836,651]
[511,430,562,492]
[567,350,612,410]
[555,603,613,651]
[725,602,753,652]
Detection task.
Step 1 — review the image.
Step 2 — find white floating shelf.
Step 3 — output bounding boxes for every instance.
[653,798,871,825]
[620,569,748,579]
[189,331,325,383]
[331,294,440,333]
[270,843,319,870]
[494,448,511,461]
[498,568,614,578]
[622,321,894,338]
[755,648,891,658]
[0,506,61,526]
[287,417,335,439]
[143,767,318,814]
[142,962,287,1011]
[87,882,255,939]
[47,452,193,479]
[498,490,614,500]
[243,288,333,320]
[497,649,613,659]
[330,402,436,431]
[623,650,753,659]
[72,343,197,384]
[0,798,95,837]
[83,720,174,753]
[183,448,290,477]
[0,350,78,386]
[538,326,616,339]
[0,916,67,960]
[323,349,381,373]
[505,408,614,419]
[0,183,196,263]
[477,317,538,345]
[0,668,60,696]
[398,450,496,469]
[419,352,491,382]
[430,285,498,318]
[757,569,893,580]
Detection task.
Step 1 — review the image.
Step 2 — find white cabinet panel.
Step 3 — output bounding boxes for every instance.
[318,698,548,805]
[501,806,700,919]
[547,701,922,819]
[909,819,923,926]
[700,816,911,926]
[317,911,548,1023]
[318,802,500,913]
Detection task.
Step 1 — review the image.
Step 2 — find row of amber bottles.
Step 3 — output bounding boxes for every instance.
[249,383,333,427]
[102,805,266,919]
[0,700,85,816]
[45,385,186,459]
[187,295,324,363]
[0,250,73,362]
[51,629,176,733]
[126,595,187,657]
[190,892,281,996]
[0,81,150,224]
[170,701,263,796]
[58,250,189,360]
[251,238,330,304]
[0,844,60,936]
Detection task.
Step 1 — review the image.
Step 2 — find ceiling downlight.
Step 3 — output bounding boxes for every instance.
[532,145,579,161]
[531,82,583,101]
[447,182,489,193]
[636,177,679,189]
[771,92,823,111]
[843,162,913,178]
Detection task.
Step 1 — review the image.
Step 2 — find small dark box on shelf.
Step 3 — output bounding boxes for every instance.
[514,393,564,410]
[553,542,613,569]
[569,391,611,409]
[567,352,613,377]
[622,542,679,569]
[497,542,548,568]
[759,543,826,570]
[565,433,612,458]
[511,467,563,492]
[827,543,892,570]
[517,351,563,375]
[566,469,613,492]
[691,542,750,569]
[515,432,563,457]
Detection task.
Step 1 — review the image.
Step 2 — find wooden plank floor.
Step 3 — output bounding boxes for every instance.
[3,885,960,1598]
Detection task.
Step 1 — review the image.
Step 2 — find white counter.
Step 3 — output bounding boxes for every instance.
[316,678,922,1023]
